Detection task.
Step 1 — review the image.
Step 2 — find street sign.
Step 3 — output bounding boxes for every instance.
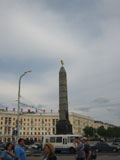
[13,130,18,136]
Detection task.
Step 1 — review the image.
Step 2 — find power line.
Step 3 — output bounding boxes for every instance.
[19,102,43,112]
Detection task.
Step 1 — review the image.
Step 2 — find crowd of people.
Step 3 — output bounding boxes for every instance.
[0,137,94,160]
[0,138,26,160]
[0,138,57,160]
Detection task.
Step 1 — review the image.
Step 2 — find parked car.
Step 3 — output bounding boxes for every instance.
[25,149,32,156]
[92,142,120,152]
[31,143,42,150]
[113,138,120,145]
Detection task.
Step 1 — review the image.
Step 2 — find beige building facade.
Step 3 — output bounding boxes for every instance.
[0,110,114,142]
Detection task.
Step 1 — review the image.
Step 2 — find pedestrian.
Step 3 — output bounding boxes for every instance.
[82,137,92,160]
[43,143,57,160]
[15,138,26,160]
[74,137,86,160]
[0,142,16,160]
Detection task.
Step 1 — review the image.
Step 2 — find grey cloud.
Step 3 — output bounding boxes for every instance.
[0,0,120,126]
[91,97,110,104]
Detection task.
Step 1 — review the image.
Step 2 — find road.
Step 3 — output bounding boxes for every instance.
[27,152,120,160]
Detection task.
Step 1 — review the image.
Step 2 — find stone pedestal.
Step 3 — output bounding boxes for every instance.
[56,120,72,134]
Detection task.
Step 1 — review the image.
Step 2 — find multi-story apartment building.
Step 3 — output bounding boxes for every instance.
[0,110,114,142]
[94,120,114,129]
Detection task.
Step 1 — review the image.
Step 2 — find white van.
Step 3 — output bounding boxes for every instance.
[42,134,82,153]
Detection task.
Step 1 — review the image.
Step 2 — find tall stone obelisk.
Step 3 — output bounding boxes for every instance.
[56,60,72,134]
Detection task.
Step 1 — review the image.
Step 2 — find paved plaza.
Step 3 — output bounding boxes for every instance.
[27,152,120,160]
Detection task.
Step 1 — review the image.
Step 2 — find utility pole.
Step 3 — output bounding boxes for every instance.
[17,70,32,143]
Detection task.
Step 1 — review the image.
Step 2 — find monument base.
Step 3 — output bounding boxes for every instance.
[56,120,72,134]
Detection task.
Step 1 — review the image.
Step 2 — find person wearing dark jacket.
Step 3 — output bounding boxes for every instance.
[82,137,92,160]
[74,137,86,160]
[43,143,57,160]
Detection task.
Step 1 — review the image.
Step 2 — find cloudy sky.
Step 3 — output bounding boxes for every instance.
[0,0,120,126]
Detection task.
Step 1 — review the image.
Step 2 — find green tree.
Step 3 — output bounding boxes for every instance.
[97,126,107,137]
[83,126,96,137]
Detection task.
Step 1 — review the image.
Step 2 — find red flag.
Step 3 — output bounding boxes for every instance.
[6,107,8,111]
[13,108,16,111]
[28,109,30,112]
[43,110,45,113]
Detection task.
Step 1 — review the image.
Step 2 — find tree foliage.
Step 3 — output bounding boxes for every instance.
[83,126,120,138]
[83,126,96,137]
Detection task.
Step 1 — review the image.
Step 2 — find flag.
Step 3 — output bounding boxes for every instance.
[28,109,31,112]
[13,108,16,111]
[43,110,45,113]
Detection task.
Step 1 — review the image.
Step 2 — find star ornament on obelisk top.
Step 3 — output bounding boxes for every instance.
[61,60,64,66]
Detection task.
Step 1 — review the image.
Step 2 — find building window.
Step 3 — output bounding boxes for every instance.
[52,119,55,125]
[53,128,55,134]
[8,118,11,124]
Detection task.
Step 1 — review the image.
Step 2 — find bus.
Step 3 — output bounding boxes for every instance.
[42,134,82,153]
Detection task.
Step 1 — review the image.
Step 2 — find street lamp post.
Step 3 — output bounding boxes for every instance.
[17,70,32,142]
